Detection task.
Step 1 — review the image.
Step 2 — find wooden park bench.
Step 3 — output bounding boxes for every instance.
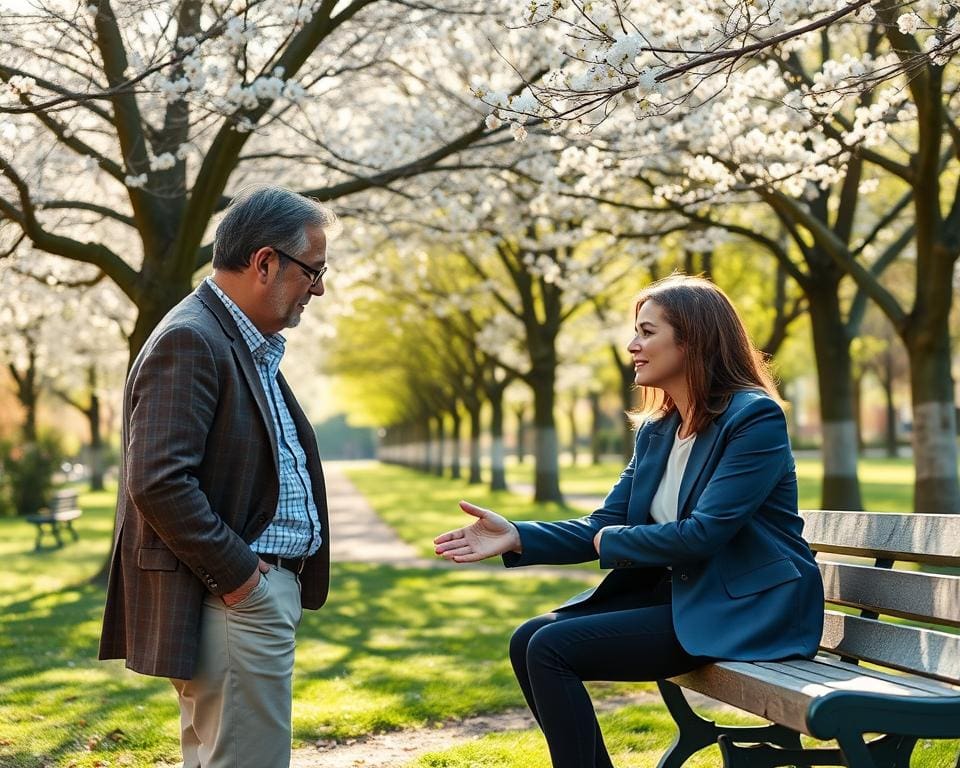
[26,489,82,550]
[655,509,960,768]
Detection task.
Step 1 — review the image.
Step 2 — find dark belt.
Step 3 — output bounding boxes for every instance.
[259,553,307,574]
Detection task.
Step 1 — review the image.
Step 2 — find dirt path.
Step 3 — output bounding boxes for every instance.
[290,692,665,768]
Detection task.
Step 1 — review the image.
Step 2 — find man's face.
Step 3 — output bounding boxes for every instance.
[267,225,327,331]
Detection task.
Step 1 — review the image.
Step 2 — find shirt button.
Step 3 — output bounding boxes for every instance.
[680,573,689,582]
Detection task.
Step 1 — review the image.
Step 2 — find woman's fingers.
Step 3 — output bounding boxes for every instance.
[438,544,476,560]
[450,551,486,563]
[434,535,469,554]
[433,528,464,545]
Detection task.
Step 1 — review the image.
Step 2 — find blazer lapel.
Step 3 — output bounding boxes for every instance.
[677,420,720,518]
[628,412,680,523]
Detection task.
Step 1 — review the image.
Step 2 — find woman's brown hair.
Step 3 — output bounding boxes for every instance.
[630,274,780,434]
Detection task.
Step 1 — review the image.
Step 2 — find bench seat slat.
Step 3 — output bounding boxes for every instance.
[820,562,960,628]
[671,657,960,736]
[779,657,960,697]
[670,662,823,734]
[820,611,960,684]
[800,510,960,567]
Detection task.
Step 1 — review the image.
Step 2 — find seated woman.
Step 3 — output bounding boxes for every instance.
[434,274,824,768]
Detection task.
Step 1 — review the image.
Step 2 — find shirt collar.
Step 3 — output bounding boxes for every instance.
[204,276,286,364]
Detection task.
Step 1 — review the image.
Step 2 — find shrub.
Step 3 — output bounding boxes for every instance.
[0,432,65,516]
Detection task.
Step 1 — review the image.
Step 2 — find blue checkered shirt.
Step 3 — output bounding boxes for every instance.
[206,277,322,558]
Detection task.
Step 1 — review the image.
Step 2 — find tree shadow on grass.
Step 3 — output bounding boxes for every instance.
[0,563,595,764]
[0,581,179,767]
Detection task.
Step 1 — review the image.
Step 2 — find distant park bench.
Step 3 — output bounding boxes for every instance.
[655,509,960,768]
[26,490,82,550]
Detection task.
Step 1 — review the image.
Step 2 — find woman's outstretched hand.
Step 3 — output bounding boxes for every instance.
[433,501,522,562]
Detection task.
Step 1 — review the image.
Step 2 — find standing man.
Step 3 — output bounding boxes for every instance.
[99,185,337,767]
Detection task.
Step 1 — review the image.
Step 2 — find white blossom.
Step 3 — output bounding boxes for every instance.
[281,80,307,104]
[149,153,176,171]
[124,173,148,188]
[897,12,922,34]
[511,122,528,142]
[8,75,36,95]
[485,113,503,130]
[252,76,285,101]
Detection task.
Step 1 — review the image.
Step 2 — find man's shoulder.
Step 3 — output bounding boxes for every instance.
[157,286,232,337]
[137,290,233,360]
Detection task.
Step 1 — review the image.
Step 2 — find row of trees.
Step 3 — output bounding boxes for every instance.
[324,0,960,513]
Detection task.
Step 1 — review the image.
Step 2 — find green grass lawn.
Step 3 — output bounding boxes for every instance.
[2,462,957,768]
[500,455,924,512]
[0,488,600,767]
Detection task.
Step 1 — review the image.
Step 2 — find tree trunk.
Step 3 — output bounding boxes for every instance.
[615,348,635,461]
[10,345,39,442]
[467,401,482,485]
[807,286,863,510]
[568,397,579,467]
[882,351,898,459]
[489,386,507,491]
[449,409,462,480]
[530,375,563,503]
[433,414,445,477]
[906,332,960,513]
[589,391,603,465]
[513,404,527,465]
[852,373,864,454]
[417,417,433,474]
[88,389,105,491]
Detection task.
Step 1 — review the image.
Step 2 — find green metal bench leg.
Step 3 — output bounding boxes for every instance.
[656,680,719,768]
[718,731,916,768]
[656,681,802,767]
[719,735,846,767]
[66,521,79,542]
[835,730,878,768]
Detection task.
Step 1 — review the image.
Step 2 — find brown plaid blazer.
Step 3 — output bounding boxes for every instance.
[98,281,331,679]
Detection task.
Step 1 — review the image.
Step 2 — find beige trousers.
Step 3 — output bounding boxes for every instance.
[171,565,302,768]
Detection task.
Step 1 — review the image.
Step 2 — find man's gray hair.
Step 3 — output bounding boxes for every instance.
[213,185,340,271]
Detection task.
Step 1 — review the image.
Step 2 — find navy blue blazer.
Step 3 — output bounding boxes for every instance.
[504,390,824,661]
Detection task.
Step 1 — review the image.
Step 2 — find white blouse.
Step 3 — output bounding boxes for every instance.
[649,429,697,524]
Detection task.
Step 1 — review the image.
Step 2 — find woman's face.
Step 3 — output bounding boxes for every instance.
[627,300,686,393]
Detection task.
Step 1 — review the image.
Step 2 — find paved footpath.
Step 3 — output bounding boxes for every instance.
[286,463,732,767]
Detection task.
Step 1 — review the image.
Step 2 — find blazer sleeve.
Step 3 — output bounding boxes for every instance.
[124,324,258,595]
[598,397,791,568]
[503,431,641,567]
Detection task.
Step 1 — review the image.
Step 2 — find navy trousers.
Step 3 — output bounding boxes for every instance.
[509,576,708,768]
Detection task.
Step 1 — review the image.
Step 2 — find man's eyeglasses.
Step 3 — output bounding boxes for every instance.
[273,247,327,288]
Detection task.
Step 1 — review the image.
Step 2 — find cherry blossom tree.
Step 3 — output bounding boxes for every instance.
[0,251,131,487]
[0,0,526,361]
[474,1,960,513]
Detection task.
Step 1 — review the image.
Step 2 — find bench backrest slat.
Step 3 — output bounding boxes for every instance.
[820,611,960,684]
[800,510,960,567]
[49,491,79,513]
[820,562,960,628]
